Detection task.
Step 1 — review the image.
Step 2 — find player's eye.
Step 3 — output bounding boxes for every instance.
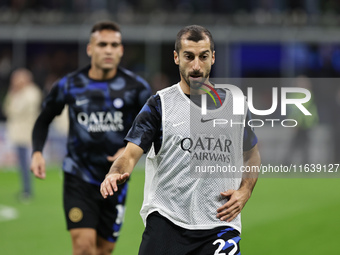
[200,55,208,60]
[185,55,194,60]
[98,42,107,47]
[111,42,122,48]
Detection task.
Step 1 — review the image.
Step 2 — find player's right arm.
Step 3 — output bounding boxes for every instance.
[101,94,162,198]
[101,142,143,198]
[31,107,57,179]
[30,79,66,179]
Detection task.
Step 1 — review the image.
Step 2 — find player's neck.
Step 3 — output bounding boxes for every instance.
[88,67,117,81]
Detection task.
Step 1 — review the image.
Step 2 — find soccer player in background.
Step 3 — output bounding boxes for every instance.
[30,21,151,255]
[100,25,261,254]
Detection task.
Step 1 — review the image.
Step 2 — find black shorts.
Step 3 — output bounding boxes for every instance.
[138,212,241,255]
[63,172,127,242]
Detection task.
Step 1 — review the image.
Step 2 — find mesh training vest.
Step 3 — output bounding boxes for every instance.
[140,83,246,232]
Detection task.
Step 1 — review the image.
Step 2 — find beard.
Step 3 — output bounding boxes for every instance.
[179,65,210,90]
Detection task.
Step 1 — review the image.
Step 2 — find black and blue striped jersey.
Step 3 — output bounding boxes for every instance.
[33,65,151,185]
[125,89,258,154]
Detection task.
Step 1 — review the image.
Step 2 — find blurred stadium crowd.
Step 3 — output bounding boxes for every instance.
[1,0,340,166]
[1,0,340,25]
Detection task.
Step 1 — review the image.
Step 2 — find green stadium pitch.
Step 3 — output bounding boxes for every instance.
[0,167,339,254]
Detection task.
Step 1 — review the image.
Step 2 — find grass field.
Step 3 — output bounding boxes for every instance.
[1,167,340,254]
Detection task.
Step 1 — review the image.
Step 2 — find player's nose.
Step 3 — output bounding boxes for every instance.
[105,45,114,54]
[192,58,200,71]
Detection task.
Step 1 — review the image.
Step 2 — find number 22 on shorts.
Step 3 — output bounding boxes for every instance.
[213,238,238,255]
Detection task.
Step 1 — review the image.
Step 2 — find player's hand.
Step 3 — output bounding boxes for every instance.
[30,151,46,179]
[107,147,125,162]
[216,188,251,222]
[100,172,130,198]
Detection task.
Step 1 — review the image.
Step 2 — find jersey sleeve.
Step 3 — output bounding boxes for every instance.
[243,110,258,151]
[32,78,67,152]
[125,94,162,153]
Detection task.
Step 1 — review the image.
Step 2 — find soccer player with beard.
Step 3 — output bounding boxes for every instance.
[30,21,151,255]
[100,25,261,254]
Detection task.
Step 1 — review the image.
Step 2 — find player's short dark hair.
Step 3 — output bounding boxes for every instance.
[175,25,214,53]
[90,21,121,34]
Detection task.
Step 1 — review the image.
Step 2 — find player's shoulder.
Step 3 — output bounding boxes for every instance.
[156,83,178,96]
[139,94,162,119]
[55,66,89,88]
[117,66,150,90]
[147,94,161,108]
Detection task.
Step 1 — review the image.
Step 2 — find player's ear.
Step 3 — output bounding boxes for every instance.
[174,50,179,65]
[87,43,92,57]
[211,50,215,65]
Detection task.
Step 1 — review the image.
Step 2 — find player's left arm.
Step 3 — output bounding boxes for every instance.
[217,144,261,222]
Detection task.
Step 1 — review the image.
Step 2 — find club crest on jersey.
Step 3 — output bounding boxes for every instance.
[113,98,124,109]
[77,111,124,132]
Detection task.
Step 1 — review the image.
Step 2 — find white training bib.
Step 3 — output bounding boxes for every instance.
[140,83,246,232]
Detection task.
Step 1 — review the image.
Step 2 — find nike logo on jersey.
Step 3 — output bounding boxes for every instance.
[201,118,215,123]
[172,121,186,127]
[76,99,90,106]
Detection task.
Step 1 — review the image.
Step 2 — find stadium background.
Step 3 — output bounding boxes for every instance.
[0,1,340,254]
